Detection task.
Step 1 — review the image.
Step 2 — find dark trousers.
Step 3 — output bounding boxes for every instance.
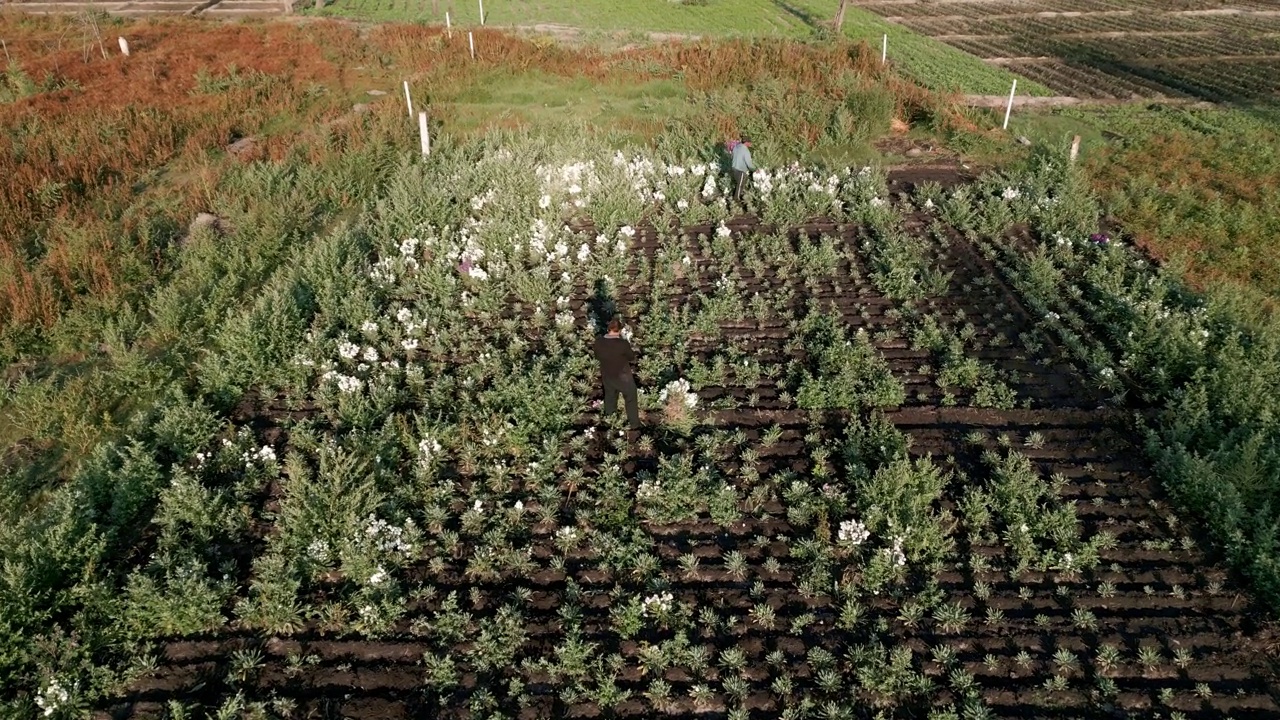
[731,169,749,200]
[602,373,641,429]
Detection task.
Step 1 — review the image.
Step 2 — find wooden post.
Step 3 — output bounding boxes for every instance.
[478,0,484,24]
[403,80,413,119]
[446,11,452,38]
[881,34,887,64]
[2,39,10,65]
[419,111,431,157]
[469,31,475,60]
[1002,79,1017,130]
[118,37,129,56]
[1069,134,1081,164]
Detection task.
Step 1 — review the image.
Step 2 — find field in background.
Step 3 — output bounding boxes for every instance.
[307,0,1057,96]
[859,0,1280,102]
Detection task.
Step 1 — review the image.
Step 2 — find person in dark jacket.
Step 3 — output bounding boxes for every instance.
[593,317,641,429]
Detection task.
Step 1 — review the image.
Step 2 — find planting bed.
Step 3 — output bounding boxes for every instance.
[91,158,1279,720]
[863,0,1280,101]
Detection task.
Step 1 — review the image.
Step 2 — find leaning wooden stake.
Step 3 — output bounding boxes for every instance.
[446,11,452,38]
[1002,79,1017,130]
[118,37,129,56]
[1069,134,1081,164]
[469,31,475,60]
[2,39,10,64]
[478,0,484,24]
[881,34,887,64]
[403,80,414,119]
[418,110,431,157]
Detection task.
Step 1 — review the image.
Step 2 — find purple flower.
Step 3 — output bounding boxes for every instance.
[1090,233,1110,244]
[457,260,473,274]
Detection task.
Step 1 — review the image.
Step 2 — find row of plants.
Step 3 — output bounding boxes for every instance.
[944,141,1280,612]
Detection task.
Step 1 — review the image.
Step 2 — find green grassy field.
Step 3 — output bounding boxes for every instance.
[309,0,1056,97]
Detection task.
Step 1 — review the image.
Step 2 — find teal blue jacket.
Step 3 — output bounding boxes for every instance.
[731,143,754,173]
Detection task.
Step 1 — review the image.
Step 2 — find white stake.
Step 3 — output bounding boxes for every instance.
[1002,79,1017,130]
[403,80,413,119]
[1070,134,1081,164]
[446,11,452,38]
[1,39,8,64]
[478,0,484,24]
[469,31,475,60]
[418,111,431,157]
[881,33,887,64]
[118,37,129,56]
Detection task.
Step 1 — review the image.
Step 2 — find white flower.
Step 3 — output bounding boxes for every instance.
[539,194,552,209]
[556,526,578,541]
[306,539,331,563]
[621,326,633,341]
[369,567,390,585]
[35,681,69,717]
[1019,523,1029,533]
[473,500,484,513]
[641,591,675,617]
[418,437,441,463]
[577,244,591,262]
[402,338,419,352]
[681,255,691,266]
[659,378,698,409]
[338,341,360,360]
[923,198,935,210]
[838,519,869,545]
[885,536,906,567]
[870,197,886,207]
[1002,186,1021,200]
[619,225,636,238]
[716,223,731,238]
[254,445,276,464]
[399,237,419,256]
[1045,311,1060,322]
[363,346,379,363]
[568,184,582,195]
[556,295,571,309]
[555,312,574,328]
[396,307,413,323]
[361,321,379,335]
[677,199,689,210]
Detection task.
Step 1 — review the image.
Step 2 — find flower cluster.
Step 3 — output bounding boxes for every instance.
[363,514,416,559]
[242,444,277,467]
[641,591,675,617]
[36,680,69,717]
[838,518,870,545]
[659,378,698,409]
[418,436,442,465]
[369,234,426,285]
[884,536,907,567]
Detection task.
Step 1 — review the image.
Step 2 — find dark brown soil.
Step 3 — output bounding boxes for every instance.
[95,166,1280,720]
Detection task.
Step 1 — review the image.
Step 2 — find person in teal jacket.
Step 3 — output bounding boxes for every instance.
[730,136,754,201]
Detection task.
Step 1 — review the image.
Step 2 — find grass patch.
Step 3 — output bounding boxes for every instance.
[309,0,1053,96]
[1000,103,1280,309]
